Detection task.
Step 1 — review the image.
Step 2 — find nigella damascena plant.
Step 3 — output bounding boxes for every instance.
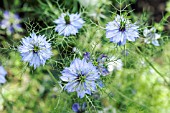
[143,27,161,46]
[0,11,22,35]
[0,66,7,84]
[18,33,52,69]
[60,58,100,98]
[106,15,139,45]
[54,13,85,36]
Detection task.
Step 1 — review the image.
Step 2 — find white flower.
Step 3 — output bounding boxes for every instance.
[107,56,123,72]
[143,27,161,46]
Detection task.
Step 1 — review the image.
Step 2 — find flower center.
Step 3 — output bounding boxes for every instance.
[9,17,15,23]
[119,21,126,32]
[77,74,86,83]
[64,15,70,24]
[33,45,40,53]
[93,60,98,66]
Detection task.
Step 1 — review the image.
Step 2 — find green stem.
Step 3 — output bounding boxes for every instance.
[36,26,55,34]
[124,45,126,67]
[47,68,58,84]
[86,95,97,112]
[3,0,8,9]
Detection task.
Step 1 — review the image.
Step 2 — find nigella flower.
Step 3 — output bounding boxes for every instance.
[0,66,7,83]
[18,33,52,69]
[143,27,161,46]
[0,11,22,35]
[72,102,87,113]
[107,56,123,72]
[54,13,84,36]
[60,58,100,98]
[106,15,139,45]
[83,52,91,61]
[83,52,109,76]
[96,54,109,76]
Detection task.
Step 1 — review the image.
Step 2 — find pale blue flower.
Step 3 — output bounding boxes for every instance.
[106,15,139,45]
[60,58,100,98]
[97,54,109,76]
[143,27,161,46]
[0,11,22,35]
[72,102,87,113]
[54,13,84,36]
[0,66,7,83]
[83,52,91,61]
[83,52,109,76]
[18,33,52,69]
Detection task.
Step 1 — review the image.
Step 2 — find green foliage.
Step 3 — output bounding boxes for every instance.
[0,0,170,113]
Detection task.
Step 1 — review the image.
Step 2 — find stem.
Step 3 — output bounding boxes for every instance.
[120,0,122,15]
[3,0,8,9]
[47,68,58,84]
[124,45,126,67]
[36,26,55,34]
[86,95,97,112]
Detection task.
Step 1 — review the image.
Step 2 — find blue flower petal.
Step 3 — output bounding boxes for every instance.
[152,40,160,46]
[72,103,80,112]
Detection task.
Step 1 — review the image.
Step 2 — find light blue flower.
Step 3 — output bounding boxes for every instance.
[72,102,87,113]
[18,33,52,69]
[0,66,7,84]
[83,52,91,61]
[143,27,161,46]
[106,15,139,45]
[97,54,109,76]
[0,11,22,35]
[60,58,100,98]
[83,52,109,76]
[54,13,84,36]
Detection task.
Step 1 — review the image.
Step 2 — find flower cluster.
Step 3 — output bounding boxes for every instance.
[0,1,168,112]
[0,11,22,35]
[0,66,7,84]
[6,7,163,113]
[18,33,52,69]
